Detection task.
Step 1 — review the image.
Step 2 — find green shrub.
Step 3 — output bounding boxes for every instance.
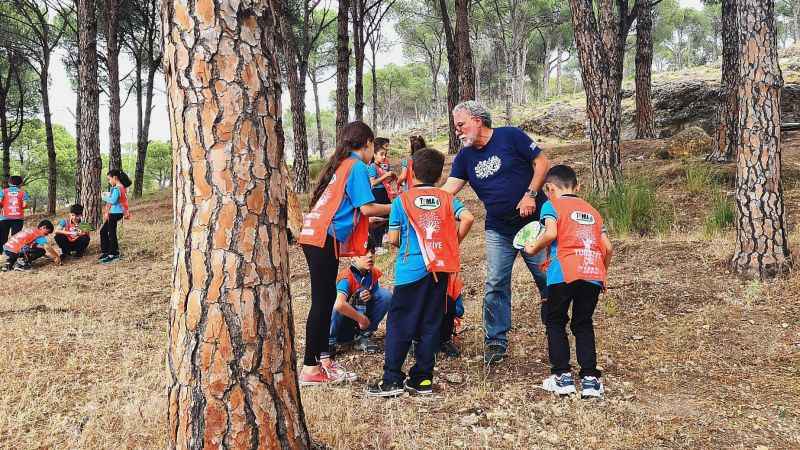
[684,162,718,195]
[588,178,674,237]
[704,190,735,236]
[308,159,326,183]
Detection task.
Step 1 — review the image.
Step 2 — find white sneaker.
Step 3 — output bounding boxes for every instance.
[323,360,357,382]
[542,373,577,395]
[580,376,605,399]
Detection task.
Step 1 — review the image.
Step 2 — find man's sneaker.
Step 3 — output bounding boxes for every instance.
[298,369,345,387]
[355,334,380,354]
[365,380,405,398]
[322,360,357,382]
[439,340,461,358]
[484,344,506,365]
[404,378,433,395]
[542,373,577,396]
[580,376,605,399]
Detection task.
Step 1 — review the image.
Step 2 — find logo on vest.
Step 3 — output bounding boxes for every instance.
[570,211,596,225]
[418,212,442,239]
[414,195,441,211]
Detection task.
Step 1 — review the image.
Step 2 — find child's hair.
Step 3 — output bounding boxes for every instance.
[70,204,84,215]
[8,175,22,186]
[545,165,579,189]
[310,121,374,206]
[366,236,377,253]
[38,220,54,233]
[411,148,445,185]
[374,137,389,149]
[108,169,133,188]
[409,135,427,155]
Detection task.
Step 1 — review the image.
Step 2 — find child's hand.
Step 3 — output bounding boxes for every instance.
[523,243,536,255]
[359,289,372,302]
[357,315,371,330]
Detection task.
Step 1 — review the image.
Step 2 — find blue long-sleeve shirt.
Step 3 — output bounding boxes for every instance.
[105,186,124,214]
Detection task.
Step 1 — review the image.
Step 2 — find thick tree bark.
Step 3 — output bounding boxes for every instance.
[439,0,460,155]
[454,0,474,101]
[732,0,791,279]
[162,0,311,448]
[74,75,82,203]
[335,0,351,135]
[635,1,656,139]
[78,0,102,226]
[133,61,157,198]
[709,0,739,162]
[41,59,58,214]
[370,38,378,130]
[310,73,325,158]
[351,1,365,122]
[107,0,122,171]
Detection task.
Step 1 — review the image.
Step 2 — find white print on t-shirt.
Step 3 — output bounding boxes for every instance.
[474,155,501,179]
[575,227,602,275]
[418,212,441,239]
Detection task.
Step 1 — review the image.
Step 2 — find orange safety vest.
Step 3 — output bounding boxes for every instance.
[4,227,47,253]
[336,266,382,297]
[549,196,607,284]
[398,187,460,273]
[375,164,398,200]
[1,188,25,219]
[298,158,370,256]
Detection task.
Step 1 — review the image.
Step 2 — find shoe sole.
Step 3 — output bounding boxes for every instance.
[404,386,432,396]
[581,388,604,399]
[299,377,345,387]
[484,354,505,365]
[365,388,404,398]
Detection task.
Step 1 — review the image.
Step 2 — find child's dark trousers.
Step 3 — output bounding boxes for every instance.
[4,247,45,268]
[545,280,602,378]
[0,219,24,249]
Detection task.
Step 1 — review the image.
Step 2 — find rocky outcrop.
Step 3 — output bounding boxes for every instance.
[519,102,587,140]
[659,126,714,159]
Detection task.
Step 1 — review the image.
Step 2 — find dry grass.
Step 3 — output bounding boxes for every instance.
[2,138,800,449]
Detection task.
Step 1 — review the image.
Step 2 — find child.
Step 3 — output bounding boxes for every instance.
[297,121,392,386]
[523,165,613,399]
[397,135,426,192]
[3,220,58,271]
[54,204,91,258]
[366,147,474,397]
[329,237,392,354]
[99,169,132,263]
[368,137,396,250]
[0,176,30,249]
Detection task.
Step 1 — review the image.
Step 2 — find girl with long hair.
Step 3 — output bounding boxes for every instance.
[98,169,132,263]
[398,135,427,192]
[297,121,392,385]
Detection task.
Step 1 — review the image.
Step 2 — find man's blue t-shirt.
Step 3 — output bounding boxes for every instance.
[367,163,385,190]
[0,186,30,221]
[539,198,604,287]
[336,266,380,297]
[328,153,375,243]
[388,187,465,286]
[450,127,547,236]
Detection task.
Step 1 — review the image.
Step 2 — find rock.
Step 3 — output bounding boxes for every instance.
[460,414,480,426]
[519,102,586,140]
[444,373,464,384]
[663,127,713,159]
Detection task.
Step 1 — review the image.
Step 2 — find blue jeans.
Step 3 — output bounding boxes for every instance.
[484,229,547,349]
[329,287,392,346]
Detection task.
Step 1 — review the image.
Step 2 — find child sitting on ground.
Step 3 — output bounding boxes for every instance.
[367,147,474,397]
[3,220,59,271]
[523,165,613,399]
[54,204,91,258]
[329,238,392,354]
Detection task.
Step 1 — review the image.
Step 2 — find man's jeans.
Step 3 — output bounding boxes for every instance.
[329,287,392,346]
[484,229,548,350]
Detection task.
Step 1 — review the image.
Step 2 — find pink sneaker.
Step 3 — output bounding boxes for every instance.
[299,368,345,387]
[323,360,357,382]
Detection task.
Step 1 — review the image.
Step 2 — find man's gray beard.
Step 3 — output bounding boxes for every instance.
[459,137,474,147]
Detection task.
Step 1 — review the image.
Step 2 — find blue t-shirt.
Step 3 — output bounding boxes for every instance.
[388,187,465,286]
[105,186,124,214]
[328,153,375,243]
[450,127,547,236]
[336,266,381,297]
[0,186,30,220]
[539,197,605,287]
[367,163,385,190]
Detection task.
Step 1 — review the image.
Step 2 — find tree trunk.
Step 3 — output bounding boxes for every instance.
[107,0,122,171]
[0,91,9,185]
[709,0,739,162]
[370,40,378,131]
[310,74,325,158]
[351,1,365,122]
[556,49,563,96]
[439,0,460,154]
[78,0,102,226]
[335,0,351,135]
[162,1,312,448]
[454,0,475,101]
[635,2,656,139]
[731,0,790,279]
[504,60,513,124]
[74,74,82,203]
[41,59,58,214]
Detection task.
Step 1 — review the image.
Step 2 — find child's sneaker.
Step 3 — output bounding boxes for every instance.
[14,261,32,271]
[322,360,357,382]
[404,378,433,395]
[355,334,380,354]
[97,253,108,261]
[100,254,120,264]
[484,344,506,365]
[580,376,604,399]
[365,380,404,398]
[298,369,345,387]
[542,373,577,396]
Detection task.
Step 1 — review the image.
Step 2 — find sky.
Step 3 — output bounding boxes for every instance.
[46,0,705,149]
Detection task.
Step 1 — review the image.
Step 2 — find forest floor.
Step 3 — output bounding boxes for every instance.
[1,135,799,449]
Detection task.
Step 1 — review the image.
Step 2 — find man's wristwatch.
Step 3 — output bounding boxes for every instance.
[525,188,537,198]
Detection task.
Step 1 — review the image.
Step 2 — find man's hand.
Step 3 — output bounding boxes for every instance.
[359,289,372,302]
[357,315,371,330]
[517,195,536,217]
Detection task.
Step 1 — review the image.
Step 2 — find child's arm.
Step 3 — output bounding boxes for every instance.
[457,209,474,243]
[524,218,557,255]
[387,229,400,248]
[333,292,370,329]
[601,232,613,268]
[44,244,61,265]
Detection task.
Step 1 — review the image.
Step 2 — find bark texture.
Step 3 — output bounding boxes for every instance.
[454,0,474,101]
[335,0,350,135]
[78,0,102,226]
[107,0,122,171]
[709,0,739,162]
[439,0,460,155]
[635,1,655,139]
[732,0,791,279]
[161,0,311,447]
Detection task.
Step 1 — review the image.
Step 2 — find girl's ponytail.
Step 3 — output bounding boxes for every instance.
[309,121,374,206]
